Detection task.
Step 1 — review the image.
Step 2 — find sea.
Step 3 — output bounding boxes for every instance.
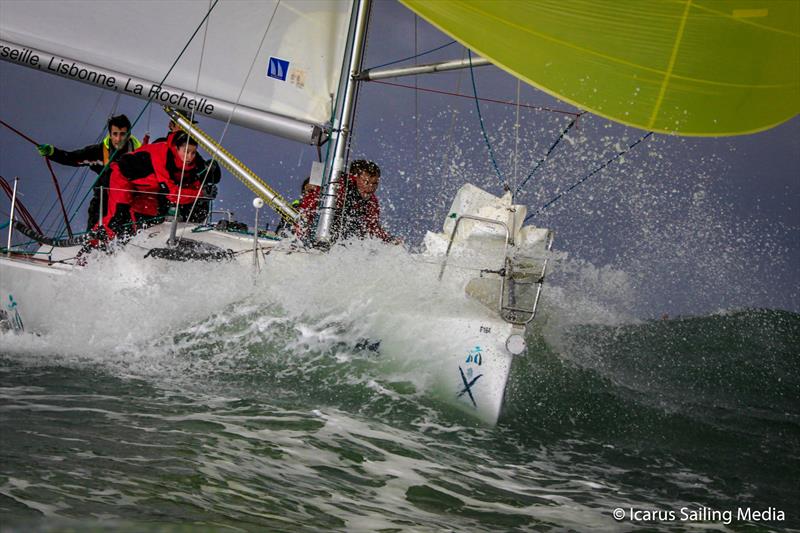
[1,242,798,532]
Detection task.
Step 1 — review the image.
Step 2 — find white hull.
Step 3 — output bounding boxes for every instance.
[1,185,551,425]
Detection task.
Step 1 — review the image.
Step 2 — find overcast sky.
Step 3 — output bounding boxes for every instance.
[1,0,798,317]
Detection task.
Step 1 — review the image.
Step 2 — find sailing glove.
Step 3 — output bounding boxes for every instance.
[157,182,171,215]
[37,144,54,157]
[204,184,218,199]
[202,160,221,184]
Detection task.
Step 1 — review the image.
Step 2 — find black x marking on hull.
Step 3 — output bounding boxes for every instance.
[458,366,483,408]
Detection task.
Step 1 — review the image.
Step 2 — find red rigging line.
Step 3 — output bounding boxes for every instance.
[0,118,73,237]
[0,175,44,235]
[368,80,582,118]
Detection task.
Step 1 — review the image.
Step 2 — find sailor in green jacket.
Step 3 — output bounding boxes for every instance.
[37,114,141,230]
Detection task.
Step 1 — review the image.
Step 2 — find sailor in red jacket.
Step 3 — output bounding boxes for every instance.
[101,132,206,239]
[296,160,399,243]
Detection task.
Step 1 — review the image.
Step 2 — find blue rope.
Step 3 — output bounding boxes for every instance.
[525,131,654,222]
[514,115,581,197]
[468,51,504,187]
[365,40,457,70]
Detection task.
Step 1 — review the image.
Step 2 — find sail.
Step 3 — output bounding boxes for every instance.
[0,0,353,144]
[401,0,800,136]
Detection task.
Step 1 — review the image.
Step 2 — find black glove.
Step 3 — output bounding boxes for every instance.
[203,184,218,199]
[202,160,222,184]
[157,182,171,215]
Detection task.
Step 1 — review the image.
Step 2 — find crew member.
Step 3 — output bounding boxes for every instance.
[277,177,318,234]
[100,132,206,239]
[154,117,220,222]
[37,114,141,230]
[296,160,399,244]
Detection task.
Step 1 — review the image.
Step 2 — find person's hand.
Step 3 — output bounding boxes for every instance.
[37,144,54,157]
[157,182,171,214]
[203,184,218,199]
[202,160,221,184]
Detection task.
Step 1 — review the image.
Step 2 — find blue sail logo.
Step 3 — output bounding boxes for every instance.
[267,57,290,81]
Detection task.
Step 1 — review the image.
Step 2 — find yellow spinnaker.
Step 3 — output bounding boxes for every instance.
[400,0,799,136]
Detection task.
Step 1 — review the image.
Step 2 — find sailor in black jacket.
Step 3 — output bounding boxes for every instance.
[37,114,141,230]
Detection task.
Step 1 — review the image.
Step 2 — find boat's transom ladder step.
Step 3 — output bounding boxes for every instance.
[440,214,553,326]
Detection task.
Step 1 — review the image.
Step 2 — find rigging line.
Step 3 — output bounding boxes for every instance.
[431,47,467,227]
[50,129,104,236]
[64,128,106,215]
[513,79,521,194]
[62,168,90,220]
[468,50,504,189]
[0,119,73,237]
[370,80,580,116]
[178,0,281,239]
[69,0,221,221]
[55,129,107,237]
[180,0,215,236]
[363,39,457,71]
[209,1,278,149]
[524,131,654,222]
[414,13,419,186]
[75,90,108,143]
[109,92,121,116]
[514,114,582,198]
[0,176,42,234]
[44,126,103,229]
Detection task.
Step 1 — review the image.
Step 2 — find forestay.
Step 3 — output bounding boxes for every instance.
[0,0,354,143]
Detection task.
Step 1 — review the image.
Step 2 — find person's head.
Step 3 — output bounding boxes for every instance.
[300,176,319,195]
[107,114,131,150]
[171,131,198,166]
[349,160,381,199]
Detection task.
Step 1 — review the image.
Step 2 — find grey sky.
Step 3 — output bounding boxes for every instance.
[1,0,797,316]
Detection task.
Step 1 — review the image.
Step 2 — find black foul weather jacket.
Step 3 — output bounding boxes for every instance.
[49,135,141,229]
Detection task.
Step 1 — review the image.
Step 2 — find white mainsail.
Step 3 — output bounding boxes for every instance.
[0,0,353,143]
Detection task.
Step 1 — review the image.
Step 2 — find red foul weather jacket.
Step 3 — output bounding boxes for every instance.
[295,174,393,242]
[102,142,203,236]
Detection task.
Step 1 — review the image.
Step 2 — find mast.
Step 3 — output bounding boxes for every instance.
[315,0,371,243]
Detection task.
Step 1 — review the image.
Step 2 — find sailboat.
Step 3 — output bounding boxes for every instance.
[1,0,797,425]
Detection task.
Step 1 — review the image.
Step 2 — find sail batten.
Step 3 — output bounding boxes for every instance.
[401,0,800,136]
